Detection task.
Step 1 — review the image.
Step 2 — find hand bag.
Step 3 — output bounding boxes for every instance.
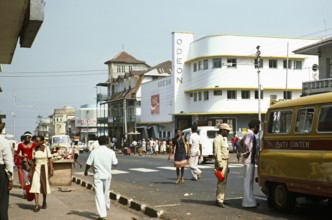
[25,181,35,201]
[214,169,224,182]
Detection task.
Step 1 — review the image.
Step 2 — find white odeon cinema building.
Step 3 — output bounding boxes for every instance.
[140,32,319,139]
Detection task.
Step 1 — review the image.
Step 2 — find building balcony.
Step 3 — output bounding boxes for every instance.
[97,117,108,124]
[97,93,108,102]
[302,78,332,96]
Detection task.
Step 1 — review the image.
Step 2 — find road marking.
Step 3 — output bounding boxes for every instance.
[197,164,214,169]
[74,171,94,176]
[157,166,178,170]
[229,164,244,168]
[129,168,159,172]
[154,203,181,208]
[112,170,130,174]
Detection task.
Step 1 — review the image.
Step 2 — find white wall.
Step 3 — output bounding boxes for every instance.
[174,34,318,115]
[141,77,173,122]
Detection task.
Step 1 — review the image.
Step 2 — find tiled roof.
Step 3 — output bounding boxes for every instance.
[104,50,147,65]
[150,60,172,74]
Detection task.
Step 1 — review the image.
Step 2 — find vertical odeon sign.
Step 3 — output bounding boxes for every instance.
[175,37,184,83]
[172,32,193,112]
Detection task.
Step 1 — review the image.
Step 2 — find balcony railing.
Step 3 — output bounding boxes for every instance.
[302,78,332,96]
[97,93,108,102]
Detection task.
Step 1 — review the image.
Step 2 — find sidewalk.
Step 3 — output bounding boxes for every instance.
[8,170,150,220]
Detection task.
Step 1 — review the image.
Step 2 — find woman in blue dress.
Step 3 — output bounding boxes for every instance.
[168,128,188,184]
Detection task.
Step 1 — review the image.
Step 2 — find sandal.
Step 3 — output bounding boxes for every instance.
[175,177,181,184]
[34,206,40,212]
[42,203,47,209]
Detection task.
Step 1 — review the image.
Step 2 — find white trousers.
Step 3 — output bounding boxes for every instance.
[189,150,202,179]
[94,178,111,218]
[242,163,257,207]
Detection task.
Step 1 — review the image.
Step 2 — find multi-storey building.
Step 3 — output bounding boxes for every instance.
[97,51,150,144]
[34,116,51,141]
[49,105,76,137]
[140,33,319,139]
[294,36,332,95]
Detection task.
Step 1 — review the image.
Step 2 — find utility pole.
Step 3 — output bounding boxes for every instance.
[256,46,262,123]
[285,42,289,100]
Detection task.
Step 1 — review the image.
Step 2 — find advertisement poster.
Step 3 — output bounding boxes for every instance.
[151,94,160,114]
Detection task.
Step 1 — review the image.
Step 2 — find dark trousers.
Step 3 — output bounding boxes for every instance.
[0,165,9,220]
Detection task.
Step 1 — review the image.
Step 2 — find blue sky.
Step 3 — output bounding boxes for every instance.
[1,0,332,140]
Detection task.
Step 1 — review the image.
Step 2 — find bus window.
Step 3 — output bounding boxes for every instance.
[295,107,315,133]
[318,105,332,132]
[267,110,292,134]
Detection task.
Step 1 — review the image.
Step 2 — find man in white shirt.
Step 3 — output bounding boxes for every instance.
[84,136,118,220]
[0,119,13,220]
[189,124,203,181]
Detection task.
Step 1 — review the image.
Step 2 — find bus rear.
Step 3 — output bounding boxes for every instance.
[258,92,332,211]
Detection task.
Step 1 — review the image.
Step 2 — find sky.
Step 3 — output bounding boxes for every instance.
[1,0,332,140]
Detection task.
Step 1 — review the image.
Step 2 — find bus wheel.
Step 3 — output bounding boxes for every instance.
[271,183,295,212]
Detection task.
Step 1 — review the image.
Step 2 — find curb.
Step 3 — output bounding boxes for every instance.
[72,176,164,218]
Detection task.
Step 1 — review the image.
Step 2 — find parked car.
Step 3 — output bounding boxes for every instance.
[228,141,234,153]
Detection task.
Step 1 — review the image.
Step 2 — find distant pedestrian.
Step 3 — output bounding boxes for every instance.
[84,136,118,220]
[242,119,260,208]
[0,119,14,220]
[189,124,202,181]
[154,139,159,155]
[213,123,231,208]
[131,140,137,155]
[141,139,146,155]
[14,131,36,199]
[168,128,189,184]
[161,139,167,154]
[72,141,83,168]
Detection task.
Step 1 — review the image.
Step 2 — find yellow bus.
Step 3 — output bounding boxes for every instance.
[258,92,332,211]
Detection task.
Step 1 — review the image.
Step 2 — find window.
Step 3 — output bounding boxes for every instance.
[295,108,314,133]
[194,93,197,102]
[214,90,222,96]
[117,66,121,72]
[254,58,263,68]
[129,66,133,71]
[283,60,292,69]
[193,63,197,72]
[241,90,250,99]
[283,91,292,99]
[190,93,193,97]
[203,59,208,69]
[255,90,263,99]
[269,60,278,68]
[204,91,209,100]
[212,58,222,68]
[294,61,302,69]
[198,92,202,101]
[227,58,237,68]
[198,61,202,70]
[267,110,293,134]
[317,105,332,132]
[227,90,237,99]
[121,65,125,72]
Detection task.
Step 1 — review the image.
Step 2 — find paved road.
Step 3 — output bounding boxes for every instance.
[74,151,331,220]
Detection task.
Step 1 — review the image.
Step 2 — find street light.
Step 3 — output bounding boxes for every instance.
[256,46,262,123]
[85,110,89,145]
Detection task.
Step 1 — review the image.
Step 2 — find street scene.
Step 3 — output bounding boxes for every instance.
[1,1,332,220]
